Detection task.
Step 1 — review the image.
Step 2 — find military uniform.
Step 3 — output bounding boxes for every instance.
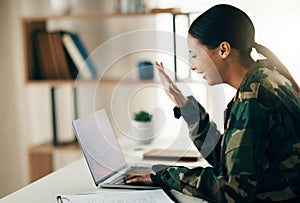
[150,60,300,202]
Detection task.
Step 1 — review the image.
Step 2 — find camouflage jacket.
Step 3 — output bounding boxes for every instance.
[150,60,300,202]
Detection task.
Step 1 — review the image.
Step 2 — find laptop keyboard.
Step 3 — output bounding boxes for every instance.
[110,175,126,184]
[110,166,150,185]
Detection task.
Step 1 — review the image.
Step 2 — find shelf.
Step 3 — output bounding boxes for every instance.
[25,78,165,87]
[25,79,75,86]
[22,11,194,86]
[21,11,191,22]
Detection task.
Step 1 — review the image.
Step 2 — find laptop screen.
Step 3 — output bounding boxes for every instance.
[73,109,127,185]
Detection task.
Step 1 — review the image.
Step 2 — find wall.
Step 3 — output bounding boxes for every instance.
[1,0,300,198]
[0,0,26,197]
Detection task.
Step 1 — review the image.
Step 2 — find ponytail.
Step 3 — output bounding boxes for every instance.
[253,42,300,93]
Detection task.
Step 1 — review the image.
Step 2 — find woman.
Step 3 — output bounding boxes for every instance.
[125,4,300,202]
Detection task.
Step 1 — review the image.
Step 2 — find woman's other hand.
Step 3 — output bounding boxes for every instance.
[155,61,189,107]
[124,170,153,185]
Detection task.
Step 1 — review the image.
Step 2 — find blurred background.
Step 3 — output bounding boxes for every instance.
[1,0,299,198]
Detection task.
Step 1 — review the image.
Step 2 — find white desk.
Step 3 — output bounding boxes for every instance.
[1,136,209,203]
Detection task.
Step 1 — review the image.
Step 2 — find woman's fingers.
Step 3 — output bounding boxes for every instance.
[155,61,164,69]
[124,175,143,184]
[155,62,173,85]
[154,61,161,68]
[154,61,188,107]
[124,170,152,184]
[124,172,144,181]
[124,173,136,182]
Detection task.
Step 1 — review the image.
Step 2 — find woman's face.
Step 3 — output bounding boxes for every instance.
[187,34,223,85]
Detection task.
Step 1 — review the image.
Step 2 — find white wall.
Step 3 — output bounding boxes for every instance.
[1,0,300,198]
[0,0,27,197]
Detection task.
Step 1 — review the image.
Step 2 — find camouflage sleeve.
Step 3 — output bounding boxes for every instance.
[150,164,225,202]
[176,96,222,169]
[151,96,272,202]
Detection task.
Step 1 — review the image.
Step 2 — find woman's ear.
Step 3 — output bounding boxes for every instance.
[218,41,231,59]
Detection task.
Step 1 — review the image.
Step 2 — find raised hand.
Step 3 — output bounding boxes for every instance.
[155,61,189,107]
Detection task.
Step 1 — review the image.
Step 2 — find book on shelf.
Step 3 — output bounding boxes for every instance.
[49,32,72,79]
[34,31,53,79]
[33,30,97,80]
[61,32,98,80]
[34,31,77,80]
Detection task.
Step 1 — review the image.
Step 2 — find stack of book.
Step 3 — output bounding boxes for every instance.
[34,31,97,80]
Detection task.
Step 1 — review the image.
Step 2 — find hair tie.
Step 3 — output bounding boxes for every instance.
[246,39,256,48]
[252,41,258,47]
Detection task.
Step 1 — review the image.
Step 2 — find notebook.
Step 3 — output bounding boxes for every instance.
[72,109,159,189]
[143,149,201,162]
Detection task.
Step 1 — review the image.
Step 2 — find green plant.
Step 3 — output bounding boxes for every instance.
[133,110,152,122]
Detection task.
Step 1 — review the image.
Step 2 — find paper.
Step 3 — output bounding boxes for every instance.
[57,189,175,203]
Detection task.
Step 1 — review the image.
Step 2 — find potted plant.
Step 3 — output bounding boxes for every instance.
[131,110,154,144]
[133,110,152,122]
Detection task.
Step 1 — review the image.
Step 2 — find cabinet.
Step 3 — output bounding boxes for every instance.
[28,142,82,182]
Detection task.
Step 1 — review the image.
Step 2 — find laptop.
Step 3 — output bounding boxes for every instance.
[72,109,159,189]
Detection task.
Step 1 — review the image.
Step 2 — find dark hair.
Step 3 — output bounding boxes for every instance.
[189,4,299,92]
[189,4,254,57]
